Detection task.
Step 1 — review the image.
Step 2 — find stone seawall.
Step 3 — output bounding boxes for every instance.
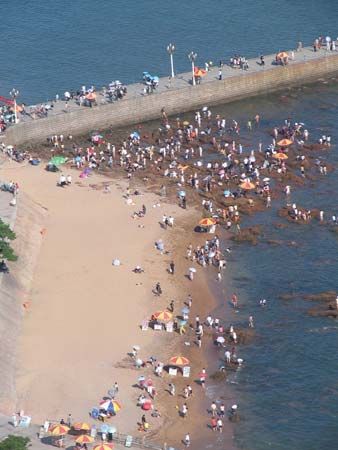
[5,52,338,145]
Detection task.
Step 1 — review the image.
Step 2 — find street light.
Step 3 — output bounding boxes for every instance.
[167,43,176,78]
[188,51,197,86]
[10,88,19,124]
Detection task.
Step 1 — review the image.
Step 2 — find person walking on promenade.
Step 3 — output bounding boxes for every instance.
[181,403,188,418]
[210,401,217,417]
[249,316,254,328]
[169,383,175,396]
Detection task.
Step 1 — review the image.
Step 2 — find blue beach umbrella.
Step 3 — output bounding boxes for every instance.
[181,306,190,315]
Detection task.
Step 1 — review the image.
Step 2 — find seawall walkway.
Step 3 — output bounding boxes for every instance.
[4,46,338,145]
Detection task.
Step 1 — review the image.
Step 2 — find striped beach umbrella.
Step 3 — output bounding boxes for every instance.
[49,424,70,435]
[99,399,122,414]
[199,217,216,227]
[93,444,114,450]
[277,138,292,146]
[273,152,288,160]
[239,180,255,190]
[169,356,190,366]
[73,422,91,431]
[153,310,173,321]
[75,435,94,444]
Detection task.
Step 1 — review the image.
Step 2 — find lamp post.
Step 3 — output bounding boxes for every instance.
[10,88,19,124]
[167,43,176,78]
[188,51,197,86]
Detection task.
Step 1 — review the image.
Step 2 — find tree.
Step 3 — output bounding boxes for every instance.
[0,435,30,450]
[0,219,18,261]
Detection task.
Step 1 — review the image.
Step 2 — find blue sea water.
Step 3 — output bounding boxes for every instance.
[0,0,337,104]
[2,2,338,449]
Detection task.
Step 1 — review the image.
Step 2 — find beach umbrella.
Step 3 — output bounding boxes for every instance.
[169,356,190,366]
[93,445,113,450]
[199,217,216,227]
[100,399,122,414]
[178,190,186,197]
[223,190,231,197]
[100,424,110,434]
[181,306,190,314]
[239,180,255,190]
[73,422,91,431]
[277,138,292,146]
[194,67,207,77]
[178,164,189,171]
[49,424,70,435]
[75,435,94,444]
[182,121,190,126]
[189,267,197,273]
[49,156,67,166]
[153,310,173,321]
[216,336,225,344]
[273,153,288,160]
[178,319,188,326]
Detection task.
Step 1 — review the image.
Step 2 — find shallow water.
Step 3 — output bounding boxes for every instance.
[213,83,338,450]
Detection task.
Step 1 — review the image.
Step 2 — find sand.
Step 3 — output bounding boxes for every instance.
[0,160,185,430]
[0,158,237,450]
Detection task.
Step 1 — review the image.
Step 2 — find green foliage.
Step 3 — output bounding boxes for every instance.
[0,219,17,261]
[0,435,30,450]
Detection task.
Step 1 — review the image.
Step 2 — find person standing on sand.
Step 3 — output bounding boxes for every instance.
[184,433,190,447]
[169,383,176,396]
[211,417,217,431]
[210,401,217,417]
[169,261,175,275]
[168,300,174,312]
[181,403,188,418]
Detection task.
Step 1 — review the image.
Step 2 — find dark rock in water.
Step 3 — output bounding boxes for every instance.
[274,222,288,229]
[278,293,299,301]
[231,225,262,245]
[265,239,283,246]
[302,291,338,318]
[210,371,227,381]
[302,291,336,302]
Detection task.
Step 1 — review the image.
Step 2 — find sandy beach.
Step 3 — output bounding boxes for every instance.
[0,156,237,449]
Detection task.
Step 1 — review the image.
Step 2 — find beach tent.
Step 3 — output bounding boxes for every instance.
[49,156,67,166]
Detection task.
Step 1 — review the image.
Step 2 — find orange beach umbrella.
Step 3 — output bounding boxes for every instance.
[199,217,216,227]
[93,445,114,450]
[239,180,255,190]
[277,138,292,146]
[273,152,288,160]
[153,310,173,321]
[49,424,70,435]
[73,422,91,431]
[194,67,207,77]
[169,356,190,366]
[76,435,94,444]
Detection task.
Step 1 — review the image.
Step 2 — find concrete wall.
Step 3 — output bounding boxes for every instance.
[5,53,338,145]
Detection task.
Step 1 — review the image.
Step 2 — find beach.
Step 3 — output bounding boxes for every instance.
[0,156,237,449]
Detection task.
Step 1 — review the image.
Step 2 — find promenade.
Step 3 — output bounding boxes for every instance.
[3,45,338,145]
[17,46,332,121]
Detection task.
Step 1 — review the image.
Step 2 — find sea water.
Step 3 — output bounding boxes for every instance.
[0,0,337,104]
[214,83,338,450]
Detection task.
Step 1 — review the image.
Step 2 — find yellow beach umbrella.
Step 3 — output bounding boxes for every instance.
[76,435,94,444]
[153,310,173,321]
[239,180,255,190]
[277,138,292,146]
[199,217,216,227]
[169,356,190,366]
[49,424,70,435]
[93,444,114,450]
[73,422,91,431]
[273,153,288,160]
